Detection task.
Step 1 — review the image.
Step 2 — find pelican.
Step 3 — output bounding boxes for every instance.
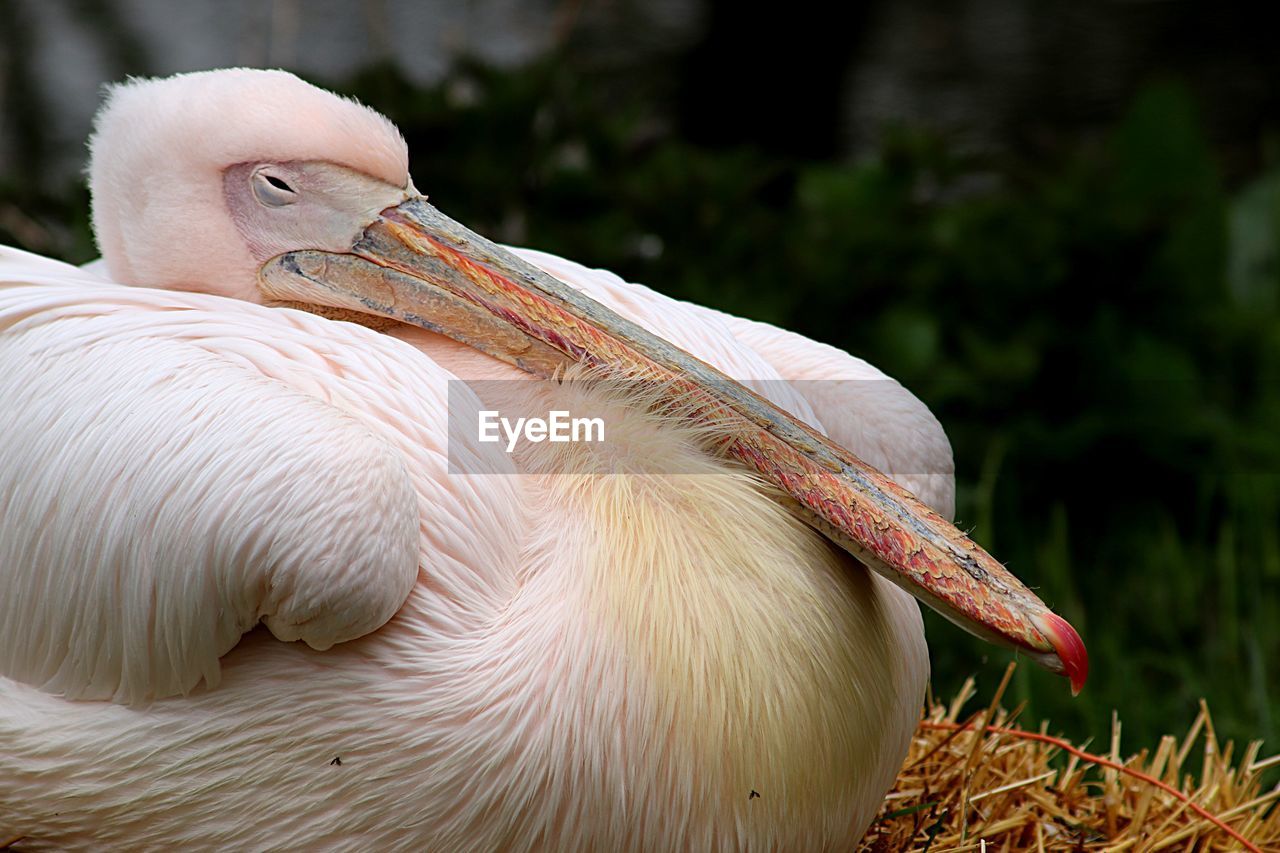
[0,69,1085,850]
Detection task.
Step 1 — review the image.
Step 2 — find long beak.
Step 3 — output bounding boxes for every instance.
[258,195,1089,694]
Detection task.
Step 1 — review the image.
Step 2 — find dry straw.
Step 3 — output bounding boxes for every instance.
[858,663,1280,851]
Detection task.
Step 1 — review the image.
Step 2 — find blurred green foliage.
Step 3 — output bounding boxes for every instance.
[2,58,1277,757]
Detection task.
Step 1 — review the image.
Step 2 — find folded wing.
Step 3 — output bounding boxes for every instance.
[0,251,421,703]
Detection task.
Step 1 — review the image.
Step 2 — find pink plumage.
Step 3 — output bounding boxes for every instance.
[0,70,962,849]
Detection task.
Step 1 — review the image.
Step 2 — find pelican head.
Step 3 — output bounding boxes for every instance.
[87,68,1087,692]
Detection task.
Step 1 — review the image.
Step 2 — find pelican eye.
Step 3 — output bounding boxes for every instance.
[252,169,298,207]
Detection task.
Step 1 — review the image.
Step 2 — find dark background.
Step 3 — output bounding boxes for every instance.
[2,0,1278,757]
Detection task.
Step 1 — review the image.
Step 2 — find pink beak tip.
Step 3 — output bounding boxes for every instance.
[1041,611,1089,695]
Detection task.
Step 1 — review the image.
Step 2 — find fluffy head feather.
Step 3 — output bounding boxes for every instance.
[88,68,408,301]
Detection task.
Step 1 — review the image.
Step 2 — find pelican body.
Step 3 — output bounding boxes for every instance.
[0,70,1084,850]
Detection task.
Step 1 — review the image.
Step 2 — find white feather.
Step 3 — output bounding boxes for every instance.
[0,70,954,850]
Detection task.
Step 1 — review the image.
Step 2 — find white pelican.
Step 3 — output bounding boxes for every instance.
[0,69,1085,850]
